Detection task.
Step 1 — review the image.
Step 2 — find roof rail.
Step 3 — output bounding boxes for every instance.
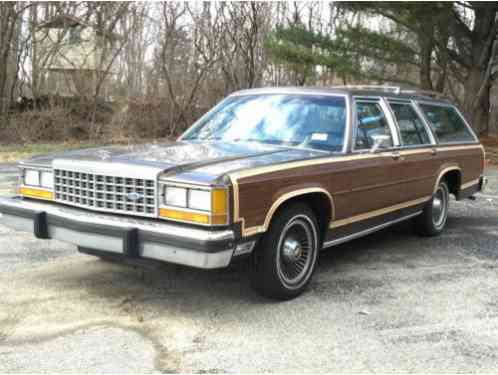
[331,85,450,100]
[331,85,401,94]
[399,89,448,100]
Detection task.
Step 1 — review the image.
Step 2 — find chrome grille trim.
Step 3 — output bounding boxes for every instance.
[54,168,157,217]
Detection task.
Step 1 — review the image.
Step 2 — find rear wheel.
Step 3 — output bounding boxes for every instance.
[415,180,450,236]
[250,203,320,300]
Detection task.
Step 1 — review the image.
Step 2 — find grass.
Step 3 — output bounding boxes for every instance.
[0,142,102,163]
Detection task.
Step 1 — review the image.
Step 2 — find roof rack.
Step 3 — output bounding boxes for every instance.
[331,85,449,100]
[331,85,402,94]
[399,89,448,100]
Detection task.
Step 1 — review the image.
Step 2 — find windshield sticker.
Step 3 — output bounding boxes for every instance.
[311,133,328,141]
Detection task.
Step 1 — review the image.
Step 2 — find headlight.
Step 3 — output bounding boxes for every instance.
[20,168,54,200]
[164,186,187,207]
[160,183,228,225]
[188,189,211,211]
[24,170,40,186]
[40,171,54,189]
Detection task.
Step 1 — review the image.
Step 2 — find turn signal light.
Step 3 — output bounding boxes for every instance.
[19,187,53,201]
[159,208,210,224]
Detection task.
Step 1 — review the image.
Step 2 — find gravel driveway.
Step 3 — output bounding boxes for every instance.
[1,165,498,373]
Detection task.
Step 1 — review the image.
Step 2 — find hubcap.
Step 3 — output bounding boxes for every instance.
[432,185,448,228]
[276,216,317,289]
[282,237,302,263]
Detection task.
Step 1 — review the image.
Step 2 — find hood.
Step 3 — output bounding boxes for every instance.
[22,141,327,184]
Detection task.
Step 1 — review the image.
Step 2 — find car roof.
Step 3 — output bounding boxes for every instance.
[231,86,453,106]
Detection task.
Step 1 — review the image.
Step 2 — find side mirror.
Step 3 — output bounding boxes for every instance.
[370,134,391,153]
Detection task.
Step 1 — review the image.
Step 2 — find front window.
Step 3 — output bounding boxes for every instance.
[354,101,393,150]
[182,94,347,152]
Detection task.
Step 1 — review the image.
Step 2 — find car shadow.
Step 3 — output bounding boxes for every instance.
[36,221,410,304]
[33,213,498,308]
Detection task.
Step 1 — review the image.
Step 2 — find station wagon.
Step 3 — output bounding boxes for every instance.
[0,86,486,299]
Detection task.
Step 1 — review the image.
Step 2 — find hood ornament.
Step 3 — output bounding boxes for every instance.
[97,150,112,160]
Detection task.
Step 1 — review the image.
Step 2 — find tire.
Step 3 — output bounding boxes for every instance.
[250,203,320,300]
[415,180,450,236]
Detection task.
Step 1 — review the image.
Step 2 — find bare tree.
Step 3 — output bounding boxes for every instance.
[0,2,24,120]
[157,2,222,134]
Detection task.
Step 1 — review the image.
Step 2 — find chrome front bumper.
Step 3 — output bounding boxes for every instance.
[0,197,236,269]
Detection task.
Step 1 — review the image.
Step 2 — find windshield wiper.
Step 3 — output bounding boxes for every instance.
[232,138,283,145]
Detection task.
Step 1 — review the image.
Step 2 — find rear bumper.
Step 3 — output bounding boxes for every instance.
[0,196,236,269]
[479,176,488,191]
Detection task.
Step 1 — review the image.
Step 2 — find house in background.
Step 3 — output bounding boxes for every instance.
[36,14,119,100]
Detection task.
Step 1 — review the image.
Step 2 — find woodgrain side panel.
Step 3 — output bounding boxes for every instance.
[230,144,484,237]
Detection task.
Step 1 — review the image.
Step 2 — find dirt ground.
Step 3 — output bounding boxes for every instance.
[0,166,498,373]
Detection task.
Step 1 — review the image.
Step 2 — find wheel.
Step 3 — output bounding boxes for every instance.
[415,180,450,236]
[250,203,320,300]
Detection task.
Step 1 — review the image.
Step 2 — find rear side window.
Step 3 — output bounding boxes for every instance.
[419,104,476,143]
[355,101,393,149]
[389,102,431,146]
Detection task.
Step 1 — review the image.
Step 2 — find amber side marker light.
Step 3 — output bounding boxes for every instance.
[211,189,228,225]
[159,188,229,225]
[19,187,53,201]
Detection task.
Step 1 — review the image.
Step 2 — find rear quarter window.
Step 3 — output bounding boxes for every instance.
[419,104,476,144]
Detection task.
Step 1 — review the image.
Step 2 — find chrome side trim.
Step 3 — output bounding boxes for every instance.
[409,99,438,144]
[379,97,401,146]
[433,166,461,194]
[323,211,422,249]
[242,187,335,237]
[461,179,480,190]
[330,196,430,228]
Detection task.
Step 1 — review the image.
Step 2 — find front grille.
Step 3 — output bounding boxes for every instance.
[54,169,157,217]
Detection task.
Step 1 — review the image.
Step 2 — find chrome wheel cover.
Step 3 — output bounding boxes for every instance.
[432,184,448,229]
[276,215,318,290]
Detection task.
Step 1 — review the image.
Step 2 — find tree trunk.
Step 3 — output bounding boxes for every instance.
[418,33,434,91]
[463,67,490,135]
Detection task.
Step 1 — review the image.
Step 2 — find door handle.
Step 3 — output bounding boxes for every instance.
[431,148,437,156]
[391,151,404,161]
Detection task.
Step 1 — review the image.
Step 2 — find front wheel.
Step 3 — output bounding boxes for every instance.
[415,180,450,236]
[250,203,320,300]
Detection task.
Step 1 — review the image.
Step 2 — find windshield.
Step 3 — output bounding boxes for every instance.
[182,94,347,152]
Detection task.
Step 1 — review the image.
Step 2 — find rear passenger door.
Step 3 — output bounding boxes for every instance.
[386,99,437,202]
